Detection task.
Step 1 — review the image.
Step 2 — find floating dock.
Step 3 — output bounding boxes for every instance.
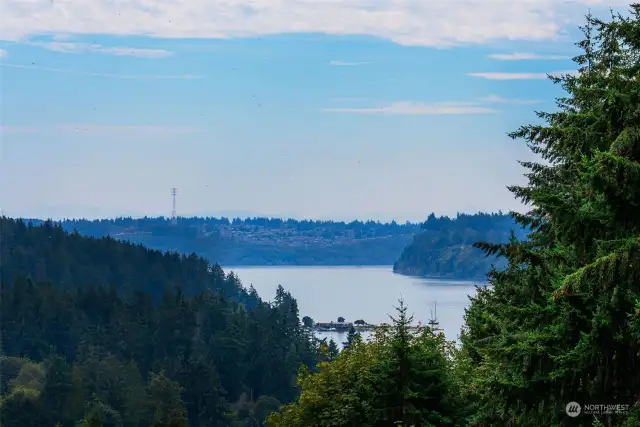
[312,302,442,333]
[313,323,435,332]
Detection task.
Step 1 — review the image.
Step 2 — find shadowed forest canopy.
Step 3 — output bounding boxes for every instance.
[0,217,254,303]
[393,212,528,279]
[0,217,342,427]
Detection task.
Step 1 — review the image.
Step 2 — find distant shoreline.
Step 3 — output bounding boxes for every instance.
[226,265,490,284]
[225,264,393,269]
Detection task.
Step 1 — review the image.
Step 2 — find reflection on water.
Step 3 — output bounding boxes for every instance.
[229,266,488,343]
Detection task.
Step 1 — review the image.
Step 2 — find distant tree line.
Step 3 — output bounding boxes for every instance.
[393,212,529,279]
[19,216,423,267]
[22,213,528,273]
[31,216,422,237]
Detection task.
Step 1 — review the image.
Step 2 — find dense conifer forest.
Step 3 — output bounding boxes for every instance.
[0,217,338,426]
[393,212,528,279]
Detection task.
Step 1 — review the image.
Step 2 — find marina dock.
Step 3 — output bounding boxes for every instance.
[311,302,442,333]
[312,322,427,332]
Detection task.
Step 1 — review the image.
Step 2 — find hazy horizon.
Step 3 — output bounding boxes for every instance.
[2,1,629,221]
[2,207,514,224]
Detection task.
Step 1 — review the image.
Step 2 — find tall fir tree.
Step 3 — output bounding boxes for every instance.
[462,6,640,426]
[343,325,362,350]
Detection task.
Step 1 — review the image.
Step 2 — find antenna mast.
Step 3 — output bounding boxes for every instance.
[171,188,178,225]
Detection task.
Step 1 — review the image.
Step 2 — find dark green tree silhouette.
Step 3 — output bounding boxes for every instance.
[461,8,640,426]
[301,316,314,328]
[343,325,362,350]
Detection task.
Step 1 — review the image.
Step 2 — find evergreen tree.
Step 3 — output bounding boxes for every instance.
[146,371,189,427]
[269,301,461,427]
[0,216,324,427]
[343,325,362,350]
[40,354,74,426]
[327,339,340,360]
[375,300,459,427]
[0,388,48,427]
[83,398,124,427]
[462,7,640,426]
[119,360,147,426]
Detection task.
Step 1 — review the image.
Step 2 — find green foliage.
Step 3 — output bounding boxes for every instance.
[0,218,324,427]
[147,371,188,427]
[459,6,640,426]
[266,300,462,427]
[84,398,124,427]
[301,316,314,328]
[394,212,528,279]
[0,216,259,307]
[0,386,49,427]
[343,325,362,350]
[40,354,74,425]
[4,357,45,394]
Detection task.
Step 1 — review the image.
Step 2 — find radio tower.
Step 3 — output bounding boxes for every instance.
[171,188,178,225]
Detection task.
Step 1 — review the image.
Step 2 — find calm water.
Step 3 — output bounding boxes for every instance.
[229,266,487,343]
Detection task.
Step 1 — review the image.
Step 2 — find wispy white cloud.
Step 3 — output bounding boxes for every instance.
[488,52,572,60]
[468,70,577,80]
[0,0,631,48]
[0,49,7,58]
[0,63,201,80]
[468,72,548,80]
[28,41,173,58]
[480,95,543,104]
[323,101,497,116]
[329,60,371,66]
[324,95,546,115]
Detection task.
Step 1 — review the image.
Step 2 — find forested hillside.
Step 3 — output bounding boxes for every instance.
[0,217,337,427]
[27,216,420,266]
[0,218,254,304]
[393,212,528,279]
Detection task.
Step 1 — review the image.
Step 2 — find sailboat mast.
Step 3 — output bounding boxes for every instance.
[427,301,440,331]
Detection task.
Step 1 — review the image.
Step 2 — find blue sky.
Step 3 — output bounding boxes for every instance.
[0,0,630,222]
